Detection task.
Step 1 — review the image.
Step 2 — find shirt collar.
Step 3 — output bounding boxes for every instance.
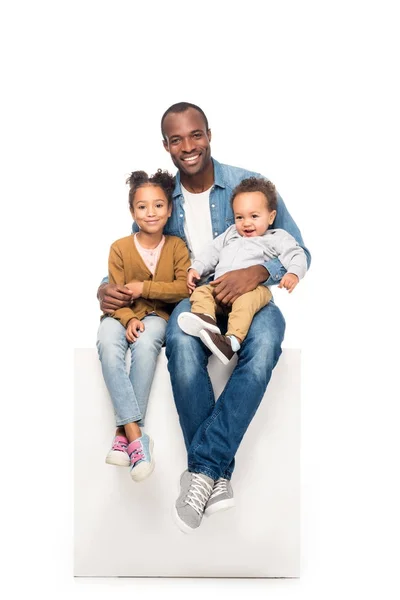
[172,157,225,198]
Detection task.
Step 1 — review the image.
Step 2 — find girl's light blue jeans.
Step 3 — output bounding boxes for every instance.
[96,315,167,427]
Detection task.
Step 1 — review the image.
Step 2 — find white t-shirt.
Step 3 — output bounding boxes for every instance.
[181,184,213,259]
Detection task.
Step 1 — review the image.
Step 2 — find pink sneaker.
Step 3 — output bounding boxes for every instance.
[128,433,155,482]
[105,435,130,467]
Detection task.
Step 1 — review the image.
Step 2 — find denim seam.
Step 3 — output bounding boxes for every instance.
[188,464,219,481]
[190,406,220,454]
[190,362,237,456]
[116,415,142,427]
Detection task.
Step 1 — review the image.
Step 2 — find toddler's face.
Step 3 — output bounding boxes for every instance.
[233,192,276,237]
[131,184,171,235]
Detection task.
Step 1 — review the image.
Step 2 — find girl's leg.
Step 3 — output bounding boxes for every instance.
[97,316,161,481]
[129,314,167,427]
[96,316,142,426]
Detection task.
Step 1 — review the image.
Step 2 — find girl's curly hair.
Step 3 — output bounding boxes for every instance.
[126,169,175,209]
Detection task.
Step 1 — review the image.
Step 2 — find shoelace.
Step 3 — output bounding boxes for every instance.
[185,474,214,515]
[129,443,144,465]
[210,478,228,500]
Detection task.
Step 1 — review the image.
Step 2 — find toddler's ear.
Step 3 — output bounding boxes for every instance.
[269,210,277,224]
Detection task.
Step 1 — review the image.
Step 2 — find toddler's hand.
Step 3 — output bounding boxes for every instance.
[126,318,145,342]
[187,269,200,294]
[278,273,299,293]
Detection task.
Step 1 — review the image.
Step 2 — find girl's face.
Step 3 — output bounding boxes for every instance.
[130,184,172,235]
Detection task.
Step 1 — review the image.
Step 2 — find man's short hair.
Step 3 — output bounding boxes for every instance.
[161,102,209,140]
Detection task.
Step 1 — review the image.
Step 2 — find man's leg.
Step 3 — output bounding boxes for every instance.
[166,299,215,451]
[188,300,286,481]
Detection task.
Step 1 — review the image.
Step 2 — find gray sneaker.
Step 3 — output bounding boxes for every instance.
[173,470,214,534]
[177,312,221,338]
[204,478,235,517]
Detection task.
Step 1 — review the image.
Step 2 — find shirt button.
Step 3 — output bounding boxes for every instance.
[214,232,218,236]
[179,214,183,217]
[211,204,215,208]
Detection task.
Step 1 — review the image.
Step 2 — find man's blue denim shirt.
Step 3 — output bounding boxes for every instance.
[129,158,311,286]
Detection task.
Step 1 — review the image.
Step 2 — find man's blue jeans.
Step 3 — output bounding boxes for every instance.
[166,298,286,481]
[97,315,167,427]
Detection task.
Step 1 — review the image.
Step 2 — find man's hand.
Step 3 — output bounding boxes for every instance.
[126,318,145,343]
[278,273,299,293]
[125,281,144,300]
[98,283,134,313]
[187,269,200,294]
[210,265,269,306]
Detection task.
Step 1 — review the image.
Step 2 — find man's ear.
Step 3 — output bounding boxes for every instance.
[207,129,212,142]
[163,138,169,152]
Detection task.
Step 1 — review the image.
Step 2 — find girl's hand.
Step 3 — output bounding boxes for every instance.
[126,318,145,342]
[187,269,200,294]
[278,273,299,293]
[125,281,144,300]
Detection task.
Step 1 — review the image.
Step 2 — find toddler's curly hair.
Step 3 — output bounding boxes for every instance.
[126,169,175,209]
[231,177,277,212]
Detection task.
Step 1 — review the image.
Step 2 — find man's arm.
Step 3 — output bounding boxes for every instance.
[98,245,134,313]
[262,193,311,285]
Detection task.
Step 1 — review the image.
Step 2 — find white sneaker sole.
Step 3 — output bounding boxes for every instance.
[199,330,231,365]
[172,505,197,534]
[205,498,235,517]
[105,451,130,467]
[130,438,155,482]
[178,313,221,338]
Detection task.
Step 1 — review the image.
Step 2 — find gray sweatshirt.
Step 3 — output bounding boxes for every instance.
[191,225,308,281]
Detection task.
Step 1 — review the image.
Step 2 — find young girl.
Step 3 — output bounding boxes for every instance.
[97,170,190,482]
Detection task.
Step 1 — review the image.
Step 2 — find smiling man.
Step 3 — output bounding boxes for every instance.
[98,102,311,534]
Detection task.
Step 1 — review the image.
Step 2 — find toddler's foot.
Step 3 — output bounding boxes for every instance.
[105,435,130,467]
[199,331,237,365]
[128,433,155,482]
[177,312,220,338]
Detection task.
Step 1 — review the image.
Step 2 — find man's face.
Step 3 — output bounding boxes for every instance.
[162,108,212,177]
[233,192,277,237]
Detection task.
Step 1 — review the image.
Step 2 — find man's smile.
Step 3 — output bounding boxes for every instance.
[181,153,201,163]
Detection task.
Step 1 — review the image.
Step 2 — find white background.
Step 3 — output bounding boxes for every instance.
[1,0,399,598]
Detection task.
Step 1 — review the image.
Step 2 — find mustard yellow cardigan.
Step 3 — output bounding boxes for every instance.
[106,234,190,328]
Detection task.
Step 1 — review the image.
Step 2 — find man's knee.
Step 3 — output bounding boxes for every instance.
[240,303,285,369]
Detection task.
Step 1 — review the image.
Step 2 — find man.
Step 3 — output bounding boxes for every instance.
[98,102,311,534]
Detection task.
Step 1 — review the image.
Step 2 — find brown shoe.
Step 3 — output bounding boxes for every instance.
[199,330,235,365]
[177,312,221,338]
